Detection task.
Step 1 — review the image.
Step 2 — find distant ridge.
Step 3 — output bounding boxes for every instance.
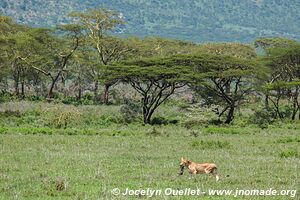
[1,0,299,42]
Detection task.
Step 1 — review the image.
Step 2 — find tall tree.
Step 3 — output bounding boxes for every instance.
[172,53,261,124]
[255,37,300,119]
[262,44,300,120]
[186,43,258,123]
[103,56,191,124]
[21,24,83,98]
[70,9,132,103]
[0,16,46,97]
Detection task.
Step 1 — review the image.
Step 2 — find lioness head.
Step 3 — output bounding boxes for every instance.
[179,157,191,175]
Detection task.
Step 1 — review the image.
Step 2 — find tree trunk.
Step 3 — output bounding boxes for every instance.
[146,111,154,124]
[48,81,55,98]
[14,79,19,96]
[77,81,82,100]
[12,60,20,96]
[143,111,152,124]
[225,106,235,124]
[76,74,82,100]
[143,110,150,124]
[21,79,25,98]
[264,95,269,109]
[78,88,82,100]
[48,72,61,99]
[102,83,110,104]
[292,97,297,120]
[291,89,299,120]
[142,95,151,124]
[94,80,99,101]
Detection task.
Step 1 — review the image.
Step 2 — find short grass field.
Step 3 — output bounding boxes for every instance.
[0,102,299,199]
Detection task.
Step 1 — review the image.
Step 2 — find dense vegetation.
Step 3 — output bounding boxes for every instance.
[1,9,300,125]
[1,0,300,42]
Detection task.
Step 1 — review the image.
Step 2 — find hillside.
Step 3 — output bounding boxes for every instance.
[1,0,300,42]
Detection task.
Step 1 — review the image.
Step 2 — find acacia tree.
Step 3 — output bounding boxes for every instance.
[0,17,11,92]
[171,43,259,124]
[20,24,83,98]
[205,57,259,123]
[70,9,132,103]
[171,53,261,124]
[255,37,299,109]
[103,56,190,124]
[0,16,45,97]
[255,38,300,120]
[263,44,300,120]
[254,37,298,51]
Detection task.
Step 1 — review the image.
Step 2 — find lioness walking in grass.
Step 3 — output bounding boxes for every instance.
[179,157,219,181]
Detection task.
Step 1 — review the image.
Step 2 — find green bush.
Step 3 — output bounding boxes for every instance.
[150,116,179,125]
[151,116,169,125]
[120,100,141,123]
[43,106,82,129]
[248,108,276,128]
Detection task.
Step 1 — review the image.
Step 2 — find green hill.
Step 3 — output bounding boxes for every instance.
[1,0,299,42]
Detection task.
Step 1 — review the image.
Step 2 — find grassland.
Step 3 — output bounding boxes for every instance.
[0,101,299,199]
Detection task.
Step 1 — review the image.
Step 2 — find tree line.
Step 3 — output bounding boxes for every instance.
[1,9,300,124]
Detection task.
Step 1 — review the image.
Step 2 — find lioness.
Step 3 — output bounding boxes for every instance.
[179,157,219,181]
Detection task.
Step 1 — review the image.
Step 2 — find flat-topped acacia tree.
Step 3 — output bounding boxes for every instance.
[170,54,262,124]
[263,44,300,120]
[103,56,191,124]
[255,38,300,120]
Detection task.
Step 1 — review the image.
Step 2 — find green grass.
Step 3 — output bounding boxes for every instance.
[0,128,299,200]
[0,101,299,199]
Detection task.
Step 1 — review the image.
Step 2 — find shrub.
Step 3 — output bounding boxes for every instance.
[151,116,169,125]
[182,104,218,128]
[248,108,276,128]
[149,116,179,125]
[61,96,79,105]
[43,106,82,129]
[120,100,141,123]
